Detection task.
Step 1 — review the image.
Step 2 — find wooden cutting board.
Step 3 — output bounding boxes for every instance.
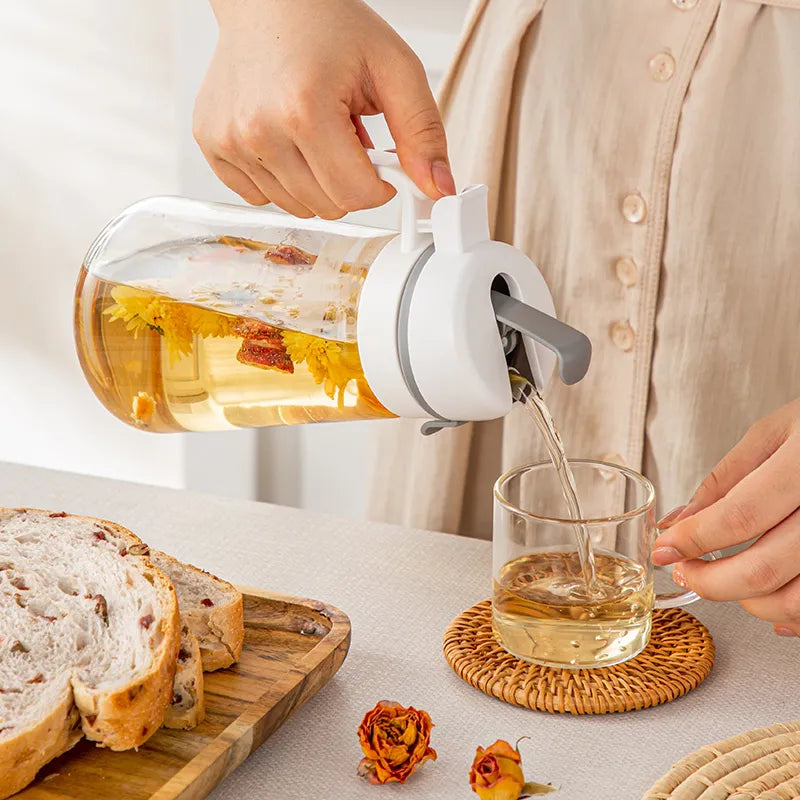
[16,589,351,800]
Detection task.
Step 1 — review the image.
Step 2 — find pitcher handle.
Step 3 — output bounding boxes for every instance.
[367,149,435,253]
[654,550,722,609]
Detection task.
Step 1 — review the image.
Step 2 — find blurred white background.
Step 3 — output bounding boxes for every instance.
[0,0,470,516]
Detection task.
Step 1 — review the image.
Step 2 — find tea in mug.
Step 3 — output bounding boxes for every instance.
[492,551,653,668]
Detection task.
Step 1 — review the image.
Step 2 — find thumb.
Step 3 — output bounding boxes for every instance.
[378,56,455,199]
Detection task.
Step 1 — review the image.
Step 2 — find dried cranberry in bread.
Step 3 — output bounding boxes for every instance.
[0,509,180,799]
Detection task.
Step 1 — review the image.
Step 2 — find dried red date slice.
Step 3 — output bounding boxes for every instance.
[216,236,315,266]
[232,318,284,342]
[264,244,315,266]
[236,339,294,374]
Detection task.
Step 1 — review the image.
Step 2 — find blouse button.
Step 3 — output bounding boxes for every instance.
[615,257,639,287]
[649,52,676,82]
[673,0,698,8]
[610,320,635,352]
[621,193,647,224]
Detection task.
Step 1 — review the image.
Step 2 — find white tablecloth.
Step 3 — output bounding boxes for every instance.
[2,462,796,800]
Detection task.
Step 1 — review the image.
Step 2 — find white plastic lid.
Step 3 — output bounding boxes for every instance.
[358,153,563,423]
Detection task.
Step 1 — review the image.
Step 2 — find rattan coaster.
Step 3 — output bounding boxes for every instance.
[443,599,714,715]
[643,721,800,799]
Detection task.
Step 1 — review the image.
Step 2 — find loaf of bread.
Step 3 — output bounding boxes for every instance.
[151,551,244,672]
[0,508,181,800]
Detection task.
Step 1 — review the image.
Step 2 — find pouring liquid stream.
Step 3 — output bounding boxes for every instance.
[512,375,600,595]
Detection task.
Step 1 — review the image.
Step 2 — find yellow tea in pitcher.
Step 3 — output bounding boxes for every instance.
[74,237,395,432]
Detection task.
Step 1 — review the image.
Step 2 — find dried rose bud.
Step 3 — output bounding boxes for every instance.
[469,740,556,799]
[357,701,436,785]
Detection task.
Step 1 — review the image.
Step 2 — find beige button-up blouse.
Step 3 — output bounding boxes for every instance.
[368,0,800,538]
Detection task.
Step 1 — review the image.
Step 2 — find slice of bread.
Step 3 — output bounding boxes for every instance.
[0,508,180,800]
[163,623,205,730]
[150,551,243,672]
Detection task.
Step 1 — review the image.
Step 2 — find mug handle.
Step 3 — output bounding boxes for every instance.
[654,550,722,609]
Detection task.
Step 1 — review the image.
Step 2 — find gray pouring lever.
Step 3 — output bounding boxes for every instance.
[491,291,592,387]
[419,293,591,436]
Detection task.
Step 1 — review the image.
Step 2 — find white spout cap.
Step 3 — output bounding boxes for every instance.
[358,176,558,422]
[403,186,557,421]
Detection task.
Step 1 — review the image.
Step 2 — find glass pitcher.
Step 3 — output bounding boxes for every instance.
[75,151,591,433]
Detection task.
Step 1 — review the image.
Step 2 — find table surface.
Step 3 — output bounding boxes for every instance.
[2,461,796,800]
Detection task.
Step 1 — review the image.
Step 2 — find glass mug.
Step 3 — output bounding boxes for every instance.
[492,460,712,669]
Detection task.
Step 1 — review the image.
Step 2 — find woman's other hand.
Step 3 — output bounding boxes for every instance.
[653,397,800,636]
[193,0,455,217]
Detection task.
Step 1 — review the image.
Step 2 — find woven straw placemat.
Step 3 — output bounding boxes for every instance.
[443,599,714,715]
[643,721,800,799]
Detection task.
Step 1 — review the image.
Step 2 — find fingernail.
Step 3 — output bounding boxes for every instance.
[431,161,456,196]
[672,566,688,589]
[774,626,798,637]
[673,500,700,524]
[657,505,687,529]
[652,546,683,566]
